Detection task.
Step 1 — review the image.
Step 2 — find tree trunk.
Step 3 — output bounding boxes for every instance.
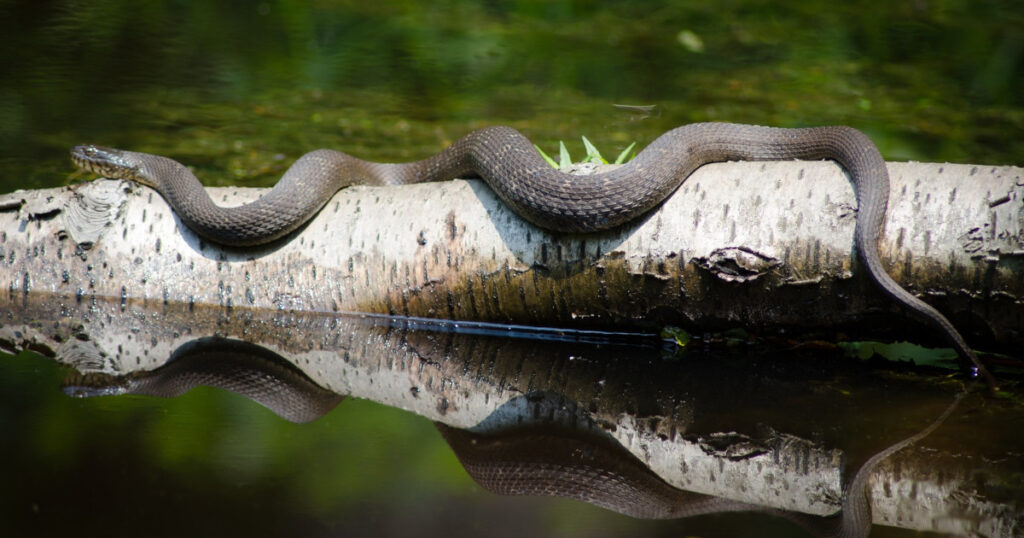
[1,160,1022,348]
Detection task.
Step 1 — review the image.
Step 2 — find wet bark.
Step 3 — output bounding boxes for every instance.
[1,160,1022,347]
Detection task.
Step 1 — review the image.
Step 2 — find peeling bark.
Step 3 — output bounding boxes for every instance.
[1,160,1022,347]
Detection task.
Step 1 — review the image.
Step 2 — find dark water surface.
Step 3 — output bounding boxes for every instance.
[1,1,1023,537]
[2,302,1022,538]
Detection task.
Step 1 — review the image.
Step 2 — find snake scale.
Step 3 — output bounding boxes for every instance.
[70,123,996,389]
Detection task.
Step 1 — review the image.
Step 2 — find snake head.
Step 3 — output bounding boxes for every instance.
[71,145,149,185]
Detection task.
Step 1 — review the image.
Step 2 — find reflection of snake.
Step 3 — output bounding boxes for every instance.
[62,338,345,423]
[435,422,765,520]
[438,392,965,538]
[62,337,965,537]
[69,124,995,388]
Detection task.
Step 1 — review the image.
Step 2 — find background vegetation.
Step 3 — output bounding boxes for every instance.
[0,0,1020,190]
[1,1,1021,535]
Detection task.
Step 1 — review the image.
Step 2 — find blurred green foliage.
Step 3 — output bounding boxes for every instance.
[0,0,1021,189]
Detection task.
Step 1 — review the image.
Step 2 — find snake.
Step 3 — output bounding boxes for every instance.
[69,123,996,389]
[62,336,966,537]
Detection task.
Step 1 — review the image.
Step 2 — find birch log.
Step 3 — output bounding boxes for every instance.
[1,160,1022,348]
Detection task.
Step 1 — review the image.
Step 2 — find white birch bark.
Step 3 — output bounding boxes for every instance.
[1,160,1022,346]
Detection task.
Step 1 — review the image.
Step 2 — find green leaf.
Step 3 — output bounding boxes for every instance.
[837,340,960,368]
[660,326,691,347]
[614,142,637,164]
[580,135,606,164]
[558,141,571,170]
[534,144,559,169]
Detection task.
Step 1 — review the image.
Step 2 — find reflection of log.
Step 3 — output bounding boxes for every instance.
[1,161,1022,348]
[2,296,1021,535]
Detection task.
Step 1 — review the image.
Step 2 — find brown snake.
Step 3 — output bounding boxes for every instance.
[69,123,996,388]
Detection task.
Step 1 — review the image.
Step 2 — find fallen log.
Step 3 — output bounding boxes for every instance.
[1,160,1022,348]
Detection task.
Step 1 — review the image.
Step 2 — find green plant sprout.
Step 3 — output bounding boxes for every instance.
[535,138,637,170]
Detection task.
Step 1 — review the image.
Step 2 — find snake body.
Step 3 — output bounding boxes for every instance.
[69,123,995,388]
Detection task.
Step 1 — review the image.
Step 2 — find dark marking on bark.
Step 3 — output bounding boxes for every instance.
[0,198,24,211]
[29,208,60,221]
[446,211,458,242]
[989,194,1011,208]
[490,280,501,315]
[466,277,479,320]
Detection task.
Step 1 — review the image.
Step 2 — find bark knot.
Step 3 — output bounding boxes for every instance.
[693,246,781,283]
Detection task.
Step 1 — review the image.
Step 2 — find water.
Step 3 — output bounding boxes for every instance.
[2,298,1022,537]
[1,1,1023,536]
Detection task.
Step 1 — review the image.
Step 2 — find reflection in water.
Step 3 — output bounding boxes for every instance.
[2,293,1020,535]
[58,334,980,537]
[63,338,345,423]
